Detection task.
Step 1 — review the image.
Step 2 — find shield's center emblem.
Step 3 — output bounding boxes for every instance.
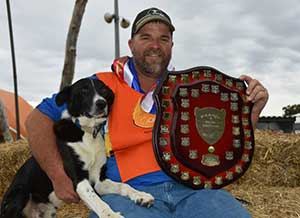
[194,107,226,145]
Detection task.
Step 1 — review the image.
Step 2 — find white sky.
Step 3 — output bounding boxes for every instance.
[1,0,300,116]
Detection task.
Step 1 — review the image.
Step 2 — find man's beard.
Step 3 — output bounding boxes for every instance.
[133,48,171,79]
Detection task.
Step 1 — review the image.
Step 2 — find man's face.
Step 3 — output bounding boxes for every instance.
[128,21,173,79]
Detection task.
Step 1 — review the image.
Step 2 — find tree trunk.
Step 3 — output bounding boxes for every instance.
[59,0,88,91]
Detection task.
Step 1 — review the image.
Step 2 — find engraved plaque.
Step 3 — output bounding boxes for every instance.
[153,67,254,189]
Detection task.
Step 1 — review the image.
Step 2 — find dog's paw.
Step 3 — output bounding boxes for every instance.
[101,209,124,218]
[129,191,155,207]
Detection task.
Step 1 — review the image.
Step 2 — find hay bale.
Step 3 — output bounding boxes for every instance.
[57,202,89,218]
[236,130,300,187]
[0,140,30,197]
[0,140,90,217]
[226,184,300,218]
[0,131,300,218]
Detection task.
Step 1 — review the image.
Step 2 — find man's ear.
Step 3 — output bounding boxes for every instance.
[128,39,134,52]
[55,86,71,106]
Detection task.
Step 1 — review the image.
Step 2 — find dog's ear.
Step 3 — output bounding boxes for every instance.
[55,86,71,106]
[106,88,115,110]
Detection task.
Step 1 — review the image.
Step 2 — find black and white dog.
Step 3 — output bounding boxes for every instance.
[0,78,154,218]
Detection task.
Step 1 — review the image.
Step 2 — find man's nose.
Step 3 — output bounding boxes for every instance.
[149,38,162,49]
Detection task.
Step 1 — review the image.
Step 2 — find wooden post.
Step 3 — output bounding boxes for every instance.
[59,0,88,91]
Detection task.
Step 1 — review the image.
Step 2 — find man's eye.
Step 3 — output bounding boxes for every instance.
[141,36,150,40]
[161,37,170,43]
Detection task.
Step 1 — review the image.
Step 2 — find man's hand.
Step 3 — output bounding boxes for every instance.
[239,75,269,129]
[51,171,80,204]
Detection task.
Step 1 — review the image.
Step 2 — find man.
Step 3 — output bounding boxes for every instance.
[26,7,269,218]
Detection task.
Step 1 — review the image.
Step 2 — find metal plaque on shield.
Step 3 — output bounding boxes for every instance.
[153,66,255,189]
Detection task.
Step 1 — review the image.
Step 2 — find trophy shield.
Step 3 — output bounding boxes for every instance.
[153,66,255,189]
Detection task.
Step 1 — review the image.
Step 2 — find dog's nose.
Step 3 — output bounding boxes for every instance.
[95,99,106,110]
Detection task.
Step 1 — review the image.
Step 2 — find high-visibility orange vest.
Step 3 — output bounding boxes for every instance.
[96,72,160,182]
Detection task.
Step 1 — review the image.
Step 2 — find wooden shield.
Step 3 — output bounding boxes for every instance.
[153,66,255,189]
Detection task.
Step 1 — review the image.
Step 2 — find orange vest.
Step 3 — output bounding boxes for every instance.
[96,72,160,182]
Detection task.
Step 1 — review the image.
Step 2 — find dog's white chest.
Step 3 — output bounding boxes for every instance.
[68,133,106,183]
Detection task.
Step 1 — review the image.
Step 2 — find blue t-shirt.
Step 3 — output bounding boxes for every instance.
[37,58,173,189]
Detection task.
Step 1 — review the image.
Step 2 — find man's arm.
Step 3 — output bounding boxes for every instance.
[239,75,269,129]
[25,108,79,203]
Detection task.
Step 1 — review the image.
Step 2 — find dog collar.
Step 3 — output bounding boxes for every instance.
[75,118,106,139]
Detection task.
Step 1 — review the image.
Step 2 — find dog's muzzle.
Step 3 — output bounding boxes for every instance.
[95,99,107,111]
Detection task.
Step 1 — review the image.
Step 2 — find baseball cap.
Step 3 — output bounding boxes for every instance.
[131,7,175,38]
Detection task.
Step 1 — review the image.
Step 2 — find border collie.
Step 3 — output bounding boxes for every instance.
[0,78,154,218]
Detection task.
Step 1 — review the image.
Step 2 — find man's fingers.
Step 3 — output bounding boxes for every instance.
[239,74,269,128]
[247,85,266,102]
[57,191,80,203]
[239,75,252,82]
[64,188,80,203]
[239,75,265,96]
[69,191,80,203]
[239,74,254,91]
[52,174,80,204]
[64,196,80,204]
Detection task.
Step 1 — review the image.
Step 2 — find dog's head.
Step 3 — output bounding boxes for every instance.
[55,78,114,129]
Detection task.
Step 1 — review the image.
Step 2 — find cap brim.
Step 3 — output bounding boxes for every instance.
[134,15,175,35]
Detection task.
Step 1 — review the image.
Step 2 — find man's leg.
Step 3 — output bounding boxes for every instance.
[90,182,251,218]
[89,193,172,218]
[90,182,175,218]
[173,186,252,218]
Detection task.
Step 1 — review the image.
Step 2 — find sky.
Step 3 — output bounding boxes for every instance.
[1,0,300,116]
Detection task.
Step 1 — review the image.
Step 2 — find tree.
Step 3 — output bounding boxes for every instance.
[282,104,300,116]
[59,0,88,91]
